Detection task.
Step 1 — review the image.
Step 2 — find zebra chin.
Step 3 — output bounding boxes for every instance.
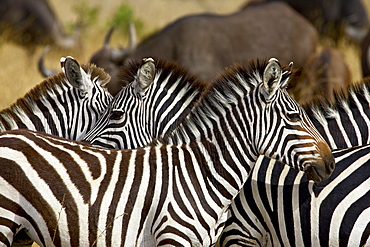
[304,141,335,183]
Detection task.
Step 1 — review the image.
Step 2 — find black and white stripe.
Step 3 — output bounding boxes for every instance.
[83,58,208,149]
[0,56,112,141]
[304,78,370,149]
[83,56,370,246]
[218,145,370,247]
[218,79,370,246]
[0,58,333,246]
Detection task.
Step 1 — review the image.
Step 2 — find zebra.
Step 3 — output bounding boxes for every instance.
[218,145,370,247]
[0,58,334,246]
[80,56,370,246]
[0,56,112,141]
[217,79,370,246]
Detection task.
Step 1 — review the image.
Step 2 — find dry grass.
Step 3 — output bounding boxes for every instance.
[0,0,366,110]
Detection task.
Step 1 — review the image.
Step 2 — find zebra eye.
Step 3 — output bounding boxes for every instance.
[110,109,125,120]
[287,112,301,122]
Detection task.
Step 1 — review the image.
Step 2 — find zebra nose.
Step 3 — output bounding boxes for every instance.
[305,142,335,183]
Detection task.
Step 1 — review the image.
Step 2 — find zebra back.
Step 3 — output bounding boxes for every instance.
[219,144,370,247]
[0,58,334,246]
[0,57,112,141]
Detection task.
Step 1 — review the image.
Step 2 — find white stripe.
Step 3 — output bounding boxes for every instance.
[125,149,151,245]
[0,176,52,246]
[95,151,122,246]
[348,207,370,246]
[277,165,292,247]
[340,99,362,145]
[328,177,370,247]
[113,149,137,245]
[292,171,306,247]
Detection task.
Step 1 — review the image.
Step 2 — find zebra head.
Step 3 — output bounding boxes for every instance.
[60,56,113,141]
[82,58,207,148]
[254,58,335,182]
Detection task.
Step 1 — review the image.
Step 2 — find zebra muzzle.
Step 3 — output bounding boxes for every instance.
[305,142,335,183]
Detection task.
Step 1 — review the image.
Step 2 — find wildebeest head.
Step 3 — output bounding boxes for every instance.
[89,23,137,95]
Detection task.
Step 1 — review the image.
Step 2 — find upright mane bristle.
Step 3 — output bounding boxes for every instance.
[118,57,209,91]
[213,59,268,86]
[303,77,370,112]
[158,58,274,145]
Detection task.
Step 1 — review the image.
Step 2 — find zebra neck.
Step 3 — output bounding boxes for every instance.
[154,139,257,242]
[148,68,207,138]
[0,83,79,138]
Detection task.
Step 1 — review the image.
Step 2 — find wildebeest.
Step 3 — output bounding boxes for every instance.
[87,1,318,95]
[0,0,79,51]
[290,48,352,104]
[250,0,370,42]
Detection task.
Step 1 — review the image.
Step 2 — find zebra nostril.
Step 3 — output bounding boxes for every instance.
[328,159,335,173]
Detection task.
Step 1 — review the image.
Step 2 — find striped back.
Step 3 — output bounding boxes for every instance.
[0,57,112,141]
[219,144,370,247]
[0,58,334,246]
[83,58,208,148]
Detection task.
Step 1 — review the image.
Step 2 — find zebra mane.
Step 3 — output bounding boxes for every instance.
[158,59,290,144]
[303,77,370,121]
[0,63,110,130]
[118,58,209,91]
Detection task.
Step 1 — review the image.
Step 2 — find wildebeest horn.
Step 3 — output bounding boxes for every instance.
[128,22,137,52]
[38,46,59,78]
[110,22,138,63]
[104,26,116,48]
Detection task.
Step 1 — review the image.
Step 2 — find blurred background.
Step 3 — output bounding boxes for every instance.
[0,0,369,109]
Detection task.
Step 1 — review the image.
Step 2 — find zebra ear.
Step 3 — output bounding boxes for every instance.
[133,58,156,96]
[262,58,283,100]
[61,56,92,93]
